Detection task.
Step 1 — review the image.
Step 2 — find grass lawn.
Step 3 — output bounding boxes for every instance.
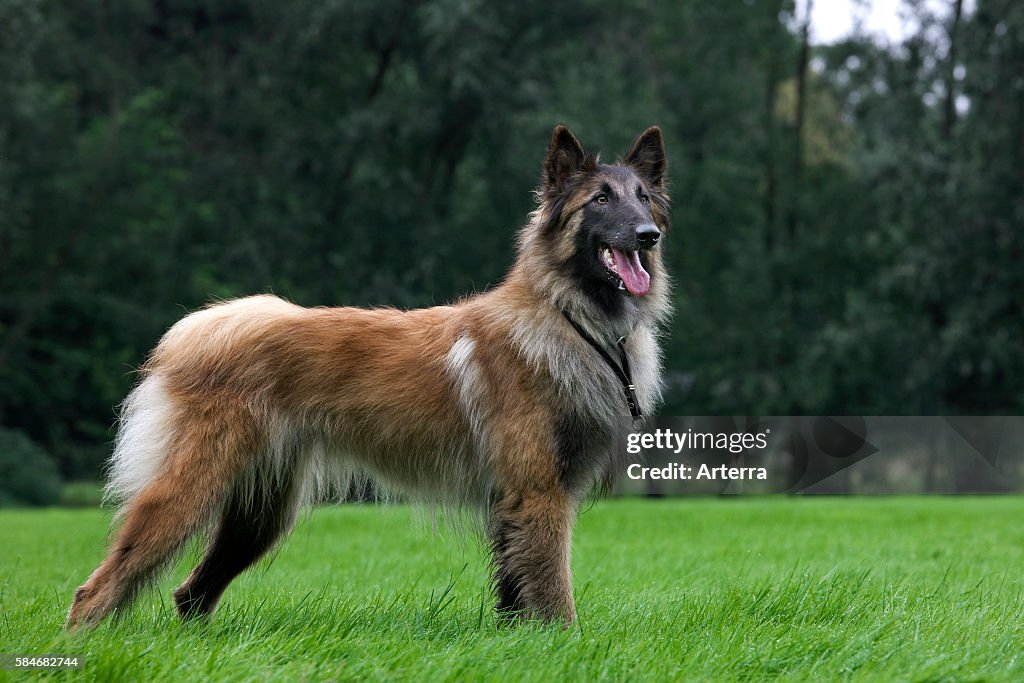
[1,497,1022,681]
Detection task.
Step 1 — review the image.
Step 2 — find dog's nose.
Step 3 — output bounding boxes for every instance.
[636,223,660,248]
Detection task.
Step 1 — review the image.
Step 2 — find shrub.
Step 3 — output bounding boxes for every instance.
[0,428,62,506]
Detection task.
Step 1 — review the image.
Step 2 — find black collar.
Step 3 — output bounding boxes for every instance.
[561,310,644,427]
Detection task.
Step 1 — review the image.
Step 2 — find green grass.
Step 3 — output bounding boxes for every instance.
[1,498,1022,681]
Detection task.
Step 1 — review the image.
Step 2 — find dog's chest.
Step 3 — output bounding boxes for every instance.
[543,326,661,493]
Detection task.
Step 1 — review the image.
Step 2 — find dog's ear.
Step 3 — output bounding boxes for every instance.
[544,125,587,192]
[626,127,667,188]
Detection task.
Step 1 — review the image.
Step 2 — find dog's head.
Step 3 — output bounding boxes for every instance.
[524,125,670,321]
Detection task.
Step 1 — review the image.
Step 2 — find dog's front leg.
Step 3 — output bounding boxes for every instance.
[488,487,577,625]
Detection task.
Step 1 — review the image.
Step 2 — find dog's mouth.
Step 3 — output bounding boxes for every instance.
[599,244,650,297]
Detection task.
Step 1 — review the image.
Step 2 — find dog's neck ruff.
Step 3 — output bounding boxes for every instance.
[561,310,644,428]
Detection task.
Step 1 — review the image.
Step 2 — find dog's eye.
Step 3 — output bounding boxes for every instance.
[594,194,608,205]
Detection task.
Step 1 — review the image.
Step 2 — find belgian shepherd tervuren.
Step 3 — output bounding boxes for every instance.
[67,125,671,630]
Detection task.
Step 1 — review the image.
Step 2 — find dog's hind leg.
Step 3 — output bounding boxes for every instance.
[66,408,256,631]
[172,462,302,619]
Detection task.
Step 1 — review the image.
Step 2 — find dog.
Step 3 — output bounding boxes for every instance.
[66,124,671,630]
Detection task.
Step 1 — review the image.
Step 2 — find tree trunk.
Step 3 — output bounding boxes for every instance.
[941,0,964,144]
[788,0,812,243]
[762,10,782,256]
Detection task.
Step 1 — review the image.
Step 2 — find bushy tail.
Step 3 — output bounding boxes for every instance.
[105,373,179,511]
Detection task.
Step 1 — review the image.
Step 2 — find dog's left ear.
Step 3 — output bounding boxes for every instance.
[626,127,667,188]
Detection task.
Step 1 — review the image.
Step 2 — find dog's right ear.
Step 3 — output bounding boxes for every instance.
[544,125,587,192]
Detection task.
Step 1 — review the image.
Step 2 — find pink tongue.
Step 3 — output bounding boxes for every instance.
[611,248,650,296]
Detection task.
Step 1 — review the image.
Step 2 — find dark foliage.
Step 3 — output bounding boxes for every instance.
[1,0,1020,484]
